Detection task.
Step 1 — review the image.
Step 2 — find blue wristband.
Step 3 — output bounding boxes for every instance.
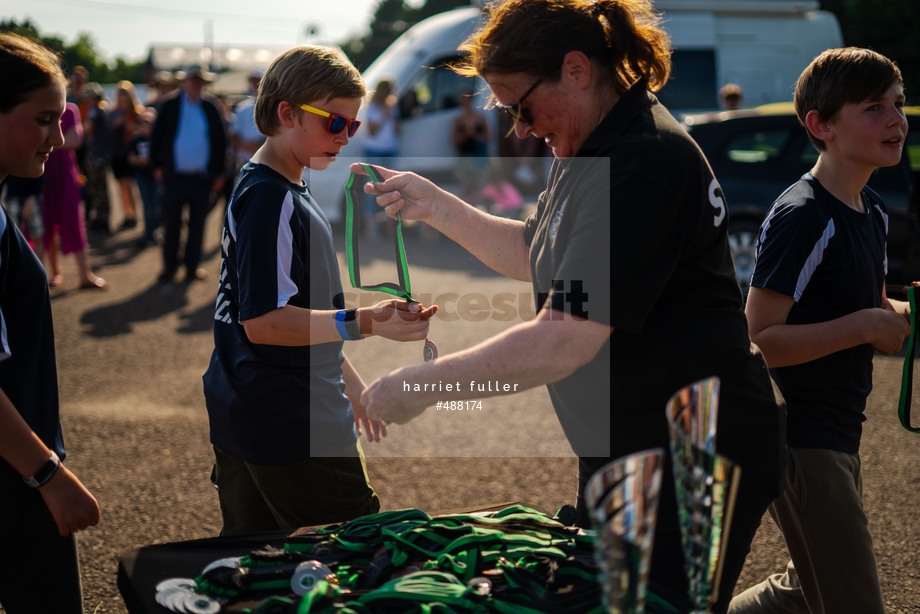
[335,309,364,341]
[334,309,351,340]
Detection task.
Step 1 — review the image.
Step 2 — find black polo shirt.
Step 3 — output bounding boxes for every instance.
[524,80,782,482]
[524,153,611,456]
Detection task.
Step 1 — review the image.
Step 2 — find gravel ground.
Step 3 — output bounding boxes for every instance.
[16,199,920,614]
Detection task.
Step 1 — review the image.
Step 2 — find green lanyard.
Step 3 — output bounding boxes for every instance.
[344,163,413,301]
[897,285,920,433]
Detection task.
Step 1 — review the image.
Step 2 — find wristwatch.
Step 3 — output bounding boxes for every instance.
[23,450,61,488]
[335,309,364,341]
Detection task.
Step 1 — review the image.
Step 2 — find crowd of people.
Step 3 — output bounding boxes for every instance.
[0,60,267,289]
[0,0,915,612]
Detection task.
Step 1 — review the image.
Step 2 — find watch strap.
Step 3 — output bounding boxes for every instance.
[23,450,61,488]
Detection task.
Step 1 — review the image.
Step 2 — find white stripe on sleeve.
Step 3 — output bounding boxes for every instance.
[874,203,889,275]
[276,192,298,308]
[794,218,835,302]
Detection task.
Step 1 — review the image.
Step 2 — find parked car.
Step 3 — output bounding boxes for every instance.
[682,103,920,295]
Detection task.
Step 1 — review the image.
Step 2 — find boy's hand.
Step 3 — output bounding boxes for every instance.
[350,163,439,224]
[358,300,437,342]
[350,392,388,443]
[865,307,911,355]
[342,357,386,443]
[899,281,920,308]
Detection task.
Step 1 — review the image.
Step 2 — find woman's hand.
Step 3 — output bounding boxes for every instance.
[350,163,441,224]
[362,370,429,425]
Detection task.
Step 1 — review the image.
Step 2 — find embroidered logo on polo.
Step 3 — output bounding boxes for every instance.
[549,196,570,240]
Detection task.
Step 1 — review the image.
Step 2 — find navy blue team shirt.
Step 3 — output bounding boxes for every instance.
[0,203,65,461]
[752,173,888,453]
[203,163,357,463]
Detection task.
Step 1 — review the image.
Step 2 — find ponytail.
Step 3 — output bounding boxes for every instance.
[457,0,670,94]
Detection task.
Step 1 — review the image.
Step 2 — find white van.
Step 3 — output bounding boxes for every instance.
[307,1,843,221]
[655,0,843,110]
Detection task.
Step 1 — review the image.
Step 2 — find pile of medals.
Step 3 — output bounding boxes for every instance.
[154,505,605,613]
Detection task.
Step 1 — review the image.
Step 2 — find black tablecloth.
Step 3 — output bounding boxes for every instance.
[117,502,519,613]
[118,529,295,613]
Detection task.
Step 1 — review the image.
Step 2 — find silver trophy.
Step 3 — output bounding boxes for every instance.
[586,448,665,614]
[665,376,741,614]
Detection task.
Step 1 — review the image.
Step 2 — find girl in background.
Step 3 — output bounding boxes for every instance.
[0,33,100,614]
[42,99,107,289]
[110,80,142,228]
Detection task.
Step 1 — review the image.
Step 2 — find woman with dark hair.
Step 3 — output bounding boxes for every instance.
[0,33,100,614]
[356,1,785,610]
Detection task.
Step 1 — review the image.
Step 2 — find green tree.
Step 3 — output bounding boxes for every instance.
[0,18,41,39]
[342,0,475,71]
[0,19,146,86]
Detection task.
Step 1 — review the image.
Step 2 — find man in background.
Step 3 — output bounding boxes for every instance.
[150,65,227,283]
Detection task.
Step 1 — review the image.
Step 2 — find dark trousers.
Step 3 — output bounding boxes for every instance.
[211,443,380,537]
[0,462,83,614]
[161,173,211,273]
[577,455,778,614]
[136,172,161,242]
[84,152,111,229]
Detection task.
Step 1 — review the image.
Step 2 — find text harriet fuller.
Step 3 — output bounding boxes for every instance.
[402,381,520,392]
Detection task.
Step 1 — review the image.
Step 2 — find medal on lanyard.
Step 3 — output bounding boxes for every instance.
[344,163,437,361]
[896,285,920,433]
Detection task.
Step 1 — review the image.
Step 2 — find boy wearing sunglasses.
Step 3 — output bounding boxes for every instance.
[202,45,436,536]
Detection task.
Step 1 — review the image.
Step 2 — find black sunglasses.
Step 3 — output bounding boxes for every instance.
[496,74,547,127]
[300,103,361,137]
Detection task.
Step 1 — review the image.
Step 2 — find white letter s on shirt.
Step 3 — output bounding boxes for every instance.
[709,179,726,227]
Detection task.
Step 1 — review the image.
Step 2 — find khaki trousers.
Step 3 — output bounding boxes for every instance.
[729,447,885,614]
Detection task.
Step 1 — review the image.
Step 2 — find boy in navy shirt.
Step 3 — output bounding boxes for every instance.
[203,46,435,535]
[732,48,912,614]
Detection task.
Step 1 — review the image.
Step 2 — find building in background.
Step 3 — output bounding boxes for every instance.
[143,44,289,95]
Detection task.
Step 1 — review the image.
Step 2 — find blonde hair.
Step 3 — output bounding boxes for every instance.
[456,0,670,96]
[117,80,142,109]
[255,45,365,136]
